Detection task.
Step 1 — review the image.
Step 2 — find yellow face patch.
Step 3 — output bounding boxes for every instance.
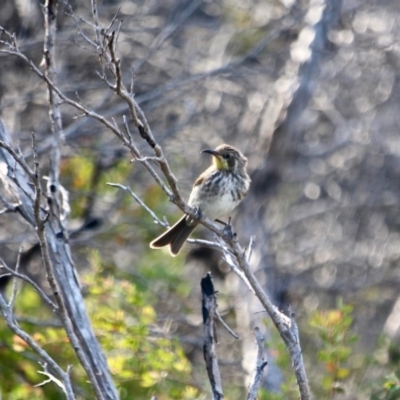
[212,155,229,170]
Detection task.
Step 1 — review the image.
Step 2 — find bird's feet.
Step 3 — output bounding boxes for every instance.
[222,217,237,241]
[193,206,203,220]
[186,206,203,226]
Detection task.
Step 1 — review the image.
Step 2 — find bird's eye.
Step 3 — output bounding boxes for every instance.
[223,153,231,160]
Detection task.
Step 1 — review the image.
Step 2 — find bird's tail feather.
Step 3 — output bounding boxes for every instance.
[150,215,196,256]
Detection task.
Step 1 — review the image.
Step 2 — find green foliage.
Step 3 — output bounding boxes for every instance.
[0,249,198,399]
[308,300,358,398]
[60,152,131,218]
[368,336,400,400]
[60,153,95,218]
[83,250,199,399]
[260,301,359,399]
[0,284,82,399]
[51,147,198,399]
[259,389,288,400]
[371,373,400,400]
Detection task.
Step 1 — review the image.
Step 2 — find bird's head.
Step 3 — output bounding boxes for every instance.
[201,144,247,171]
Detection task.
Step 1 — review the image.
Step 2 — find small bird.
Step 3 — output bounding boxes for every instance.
[150,144,251,256]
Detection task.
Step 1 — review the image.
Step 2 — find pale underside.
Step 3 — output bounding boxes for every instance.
[187,169,249,221]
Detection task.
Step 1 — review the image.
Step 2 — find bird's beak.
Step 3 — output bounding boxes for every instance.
[201,149,219,157]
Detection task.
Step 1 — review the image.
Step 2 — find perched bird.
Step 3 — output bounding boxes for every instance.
[150,144,251,256]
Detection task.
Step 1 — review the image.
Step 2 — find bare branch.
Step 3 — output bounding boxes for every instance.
[201,273,224,400]
[215,310,239,340]
[43,0,63,189]
[0,258,57,312]
[227,239,310,399]
[217,238,255,295]
[90,0,101,44]
[16,316,63,328]
[245,236,255,264]
[187,238,224,250]
[246,327,268,400]
[0,140,35,180]
[35,363,66,390]
[107,182,167,228]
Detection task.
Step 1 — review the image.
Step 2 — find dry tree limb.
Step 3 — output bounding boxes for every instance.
[225,239,310,399]
[201,273,224,400]
[246,327,268,400]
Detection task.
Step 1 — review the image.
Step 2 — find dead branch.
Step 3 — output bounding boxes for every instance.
[246,327,268,400]
[201,273,224,400]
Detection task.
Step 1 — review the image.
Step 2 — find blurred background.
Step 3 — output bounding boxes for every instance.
[1,0,400,399]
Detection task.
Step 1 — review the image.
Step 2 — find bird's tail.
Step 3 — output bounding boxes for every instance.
[150,215,196,256]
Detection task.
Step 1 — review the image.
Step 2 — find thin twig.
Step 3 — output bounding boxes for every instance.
[0,258,57,311]
[16,316,63,328]
[245,236,255,263]
[215,310,239,340]
[187,238,224,250]
[216,237,255,295]
[107,182,167,227]
[35,364,65,390]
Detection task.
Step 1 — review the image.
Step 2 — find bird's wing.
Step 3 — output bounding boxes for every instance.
[193,166,214,187]
[193,174,205,187]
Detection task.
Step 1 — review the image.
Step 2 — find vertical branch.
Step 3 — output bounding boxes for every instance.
[1,125,119,400]
[229,241,311,399]
[43,0,63,187]
[201,273,224,400]
[39,3,119,399]
[246,327,268,400]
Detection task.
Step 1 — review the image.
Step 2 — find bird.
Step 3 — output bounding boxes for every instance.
[150,144,251,256]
